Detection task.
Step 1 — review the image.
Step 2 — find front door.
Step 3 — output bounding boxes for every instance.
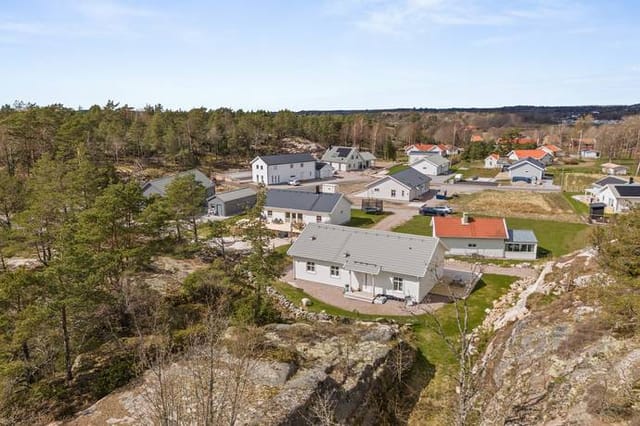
[362,274,372,293]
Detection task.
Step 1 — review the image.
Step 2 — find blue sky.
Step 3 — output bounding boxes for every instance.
[1,0,639,110]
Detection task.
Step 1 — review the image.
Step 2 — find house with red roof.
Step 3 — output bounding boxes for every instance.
[484,153,510,169]
[470,134,485,143]
[507,149,553,165]
[540,144,562,157]
[432,214,538,260]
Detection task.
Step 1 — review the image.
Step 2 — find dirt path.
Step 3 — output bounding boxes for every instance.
[371,206,417,231]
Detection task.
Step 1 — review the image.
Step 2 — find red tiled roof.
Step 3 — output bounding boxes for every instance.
[470,135,484,142]
[487,153,500,160]
[542,144,561,152]
[510,149,549,160]
[433,216,508,239]
[409,144,442,152]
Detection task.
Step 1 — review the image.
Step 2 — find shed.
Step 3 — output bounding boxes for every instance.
[589,202,606,220]
[207,187,257,217]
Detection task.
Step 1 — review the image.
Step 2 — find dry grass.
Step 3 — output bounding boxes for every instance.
[450,190,581,222]
[561,173,603,192]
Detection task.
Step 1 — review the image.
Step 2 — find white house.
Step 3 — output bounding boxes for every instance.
[251,153,317,185]
[321,146,376,171]
[601,163,628,176]
[507,158,545,182]
[364,168,431,201]
[507,149,553,165]
[540,144,562,157]
[263,188,352,234]
[287,223,447,303]
[484,153,510,169]
[432,215,538,260]
[585,176,628,199]
[594,182,640,213]
[315,162,334,179]
[142,168,216,208]
[409,155,450,176]
[580,149,600,159]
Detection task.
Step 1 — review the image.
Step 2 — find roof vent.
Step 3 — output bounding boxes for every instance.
[344,252,350,258]
[310,236,316,241]
[462,212,470,225]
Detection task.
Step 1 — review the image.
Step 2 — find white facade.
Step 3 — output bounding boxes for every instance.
[484,155,500,168]
[364,177,428,202]
[264,196,351,229]
[251,158,316,185]
[580,150,600,159]
[323,147,374,171]
[439,237,506,257]
[291,246,445,303]
[596,186,627,213]
[409,158,449,176]
[508,162,544,181]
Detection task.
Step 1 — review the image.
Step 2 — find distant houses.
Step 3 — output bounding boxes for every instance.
[409,155,450,176]
[365,168,431,201]
[251,153,317,185]
[580,149,600,159]
[287,223,447,303]
[601,162,628,176]
[507,149,553,165]
[484,153,510,169]
[432,214,538,260]
[142,169,216,207]
[321,146,376,171]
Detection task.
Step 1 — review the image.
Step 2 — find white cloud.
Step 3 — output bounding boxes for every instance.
[338,0,584,35]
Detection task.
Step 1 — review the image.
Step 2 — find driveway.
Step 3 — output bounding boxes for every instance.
[371,206,417,231]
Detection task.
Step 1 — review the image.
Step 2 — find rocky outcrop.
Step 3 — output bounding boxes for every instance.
[471,250,640,425]
[64,322,415,425]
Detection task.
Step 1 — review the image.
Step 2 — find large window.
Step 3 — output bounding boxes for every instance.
[316,215,322,223]
[267,210,272,217]
[306,262,315,273]
[330,266,340,278]
[393,277,403,291]
[506,243,535,252]
[391,189,396,197]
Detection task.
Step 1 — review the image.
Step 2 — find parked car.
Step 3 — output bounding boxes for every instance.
[288,178,301,186]
[373,295,388,304]
[419,205,445,216]
[433,206,453,214]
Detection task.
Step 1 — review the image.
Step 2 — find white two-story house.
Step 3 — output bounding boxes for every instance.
[263,188,352,234]
[321,146,376,171]
[251,153,317,185]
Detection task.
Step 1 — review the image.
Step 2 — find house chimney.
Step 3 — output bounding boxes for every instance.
[461,212,470,225]
[315,185,321,194]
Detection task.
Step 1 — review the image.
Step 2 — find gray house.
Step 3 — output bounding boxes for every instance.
[207,187,257,217]
[507,158,545,182]
[364,168,431,201]
[142,169,215,204]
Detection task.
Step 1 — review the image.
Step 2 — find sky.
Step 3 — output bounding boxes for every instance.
[1,0,640,110]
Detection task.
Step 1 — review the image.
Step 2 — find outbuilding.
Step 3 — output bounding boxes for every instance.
[207,187,257,217]
[409,155,450,175]
[363,168,431,201]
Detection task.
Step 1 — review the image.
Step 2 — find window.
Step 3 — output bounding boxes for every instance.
[306,262,315,273]
[300,163,304,167]
[393,277,403,291]
[330,266,340,278]
[391,189,396,197]
[468,243,477,248]
[401,190,405,197]
[285,212,291,222]
[267,210,272,217]
[290,164,294,168]
[316,215,322,223]
[374,188,380,192]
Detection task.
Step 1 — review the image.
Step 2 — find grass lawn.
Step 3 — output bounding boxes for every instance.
[392,214,433,236]
[345,210,393,228]
[562,192,589,215]
[505,217,591,258]
[387,163,410,174]
[451,166,498,179]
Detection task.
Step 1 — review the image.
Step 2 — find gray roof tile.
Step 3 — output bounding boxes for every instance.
[143,169,214,197]
[254,153,316,166]
[388,168,432,188]
[265,189,348,213]
[508,229,538,243]
[508,157,546,171]
[288,223,443,278]
[211,187,257,203]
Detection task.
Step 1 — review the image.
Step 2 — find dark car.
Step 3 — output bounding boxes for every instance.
[419,205,445,216]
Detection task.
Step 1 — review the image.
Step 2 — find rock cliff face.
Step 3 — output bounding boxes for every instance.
[63,322,415,425]
[472,250,640,425]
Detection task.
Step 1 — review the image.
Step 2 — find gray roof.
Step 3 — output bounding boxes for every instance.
[360,151,377,161]
[594,176,627,187]
[288,223,444,277]
[414,155,450,167]
[508,229,538,243]
[610,184,640,198]
[142,169,214,198]
[253,153,316,166]
[315,161,331,170]
[388,168,432,188]
[211,187,256,203]
[507,157,545,171]
[322,146,357,163]
[265,189,349,213]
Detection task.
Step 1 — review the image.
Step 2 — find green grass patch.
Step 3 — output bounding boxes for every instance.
[392,214,433,236]
[345,210,393,228]
[387,163,410,174]
[505,217,591,257]
[563,192,589,216]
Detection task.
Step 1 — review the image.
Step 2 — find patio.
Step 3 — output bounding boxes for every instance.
[280,267,481,316]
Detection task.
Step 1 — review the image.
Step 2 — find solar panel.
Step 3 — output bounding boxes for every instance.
[336,148,352,158]
[616,185,640,197]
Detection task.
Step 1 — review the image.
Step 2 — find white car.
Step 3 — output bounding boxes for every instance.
[433,206,453,214]
[288,179,301,186]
